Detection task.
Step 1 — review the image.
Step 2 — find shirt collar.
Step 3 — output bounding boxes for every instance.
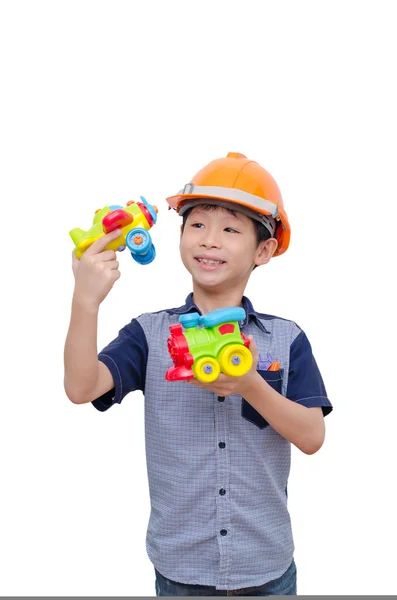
[170,293,270,334]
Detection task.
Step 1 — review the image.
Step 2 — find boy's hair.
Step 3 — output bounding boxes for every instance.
[180,203,273,246]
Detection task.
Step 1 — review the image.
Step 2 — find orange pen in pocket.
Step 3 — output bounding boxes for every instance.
[267,362,280,371]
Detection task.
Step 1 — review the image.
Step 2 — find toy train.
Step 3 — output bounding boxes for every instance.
[165,307,252,382]
[70,196,158,265]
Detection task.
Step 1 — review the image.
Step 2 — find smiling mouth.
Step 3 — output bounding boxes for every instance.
[194,257,226,270]
[195,258,225,265]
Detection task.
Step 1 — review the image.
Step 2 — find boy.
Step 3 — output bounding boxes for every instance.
[64,152,332,596]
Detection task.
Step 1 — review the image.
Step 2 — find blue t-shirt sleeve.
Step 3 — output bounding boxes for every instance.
[92,318,148,412]
[286,329,333,417]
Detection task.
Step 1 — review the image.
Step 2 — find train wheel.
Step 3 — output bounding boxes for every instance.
[193,357,220,383]
[219,345,252,376]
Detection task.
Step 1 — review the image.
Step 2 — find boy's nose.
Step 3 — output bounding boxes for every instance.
[200,237,221,249]
[198,227,221,248]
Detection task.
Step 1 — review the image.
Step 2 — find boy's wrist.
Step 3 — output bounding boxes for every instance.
[237,370,264,398]
[72,293,100,315]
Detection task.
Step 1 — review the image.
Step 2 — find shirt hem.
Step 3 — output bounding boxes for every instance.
[149,553,295,591]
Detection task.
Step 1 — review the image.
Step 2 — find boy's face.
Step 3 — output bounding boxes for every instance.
[179,205,277,293]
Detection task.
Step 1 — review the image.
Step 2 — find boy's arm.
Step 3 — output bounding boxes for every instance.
[64,229,148,408]
[64,299,115,404]
[239,329,331,454]
[240,381,326,454]
[64,229,122,404]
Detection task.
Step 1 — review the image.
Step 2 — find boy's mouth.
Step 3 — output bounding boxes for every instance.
[194,256,226,270]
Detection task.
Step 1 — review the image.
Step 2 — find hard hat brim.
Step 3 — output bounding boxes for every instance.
[166,185,280,219]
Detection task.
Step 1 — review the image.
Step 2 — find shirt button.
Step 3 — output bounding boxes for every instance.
[220,529,227,536]
[218,442,226,449]
[219,488,226,495]
[218,396,225,402]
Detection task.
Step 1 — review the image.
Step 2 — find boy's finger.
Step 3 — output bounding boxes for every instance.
[85,229,122,256]
[97,249,117,262]
[248,335,256,348]
[248,335,258,363]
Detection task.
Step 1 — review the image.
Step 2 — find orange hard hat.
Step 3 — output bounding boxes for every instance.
[166,152,290,257]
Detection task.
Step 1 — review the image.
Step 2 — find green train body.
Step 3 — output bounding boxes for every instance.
[165,307,253,382]
[184,320,242,361]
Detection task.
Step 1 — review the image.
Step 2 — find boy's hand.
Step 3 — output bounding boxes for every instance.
[72,229,122,310]
[187,336,261,397]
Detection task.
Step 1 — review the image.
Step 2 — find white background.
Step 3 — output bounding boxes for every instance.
[1,0,396,595]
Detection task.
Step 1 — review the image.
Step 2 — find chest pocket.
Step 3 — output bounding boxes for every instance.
[241,369,284,429]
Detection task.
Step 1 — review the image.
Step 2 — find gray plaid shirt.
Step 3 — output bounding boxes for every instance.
[93,293,332,590]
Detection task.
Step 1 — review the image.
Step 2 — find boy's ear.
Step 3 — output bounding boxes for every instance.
[255,238,278,267]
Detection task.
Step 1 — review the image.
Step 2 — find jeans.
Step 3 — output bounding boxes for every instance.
[155,559,297,596]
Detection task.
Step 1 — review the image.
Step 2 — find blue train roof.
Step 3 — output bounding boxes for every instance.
[179,307,246,329]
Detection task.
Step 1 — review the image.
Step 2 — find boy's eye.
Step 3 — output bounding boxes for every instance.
[190,223,239,233]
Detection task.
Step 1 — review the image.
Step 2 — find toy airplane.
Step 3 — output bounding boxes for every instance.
[70,196,158,265]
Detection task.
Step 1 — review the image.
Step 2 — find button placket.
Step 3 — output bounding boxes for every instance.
[214,393,231,587]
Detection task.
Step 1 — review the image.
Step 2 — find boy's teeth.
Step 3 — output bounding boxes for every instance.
[197,258,223,265]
